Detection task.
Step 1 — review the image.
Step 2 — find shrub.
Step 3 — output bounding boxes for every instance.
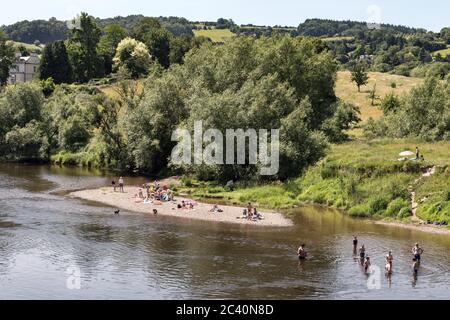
[348,204,371,217]
[390,82,397,88]
[397,207,412,219]
[369,197,389,214]
[386,198,409,217]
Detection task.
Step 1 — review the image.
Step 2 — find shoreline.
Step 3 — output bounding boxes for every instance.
[373,220,450,235]
[69,187,294,228]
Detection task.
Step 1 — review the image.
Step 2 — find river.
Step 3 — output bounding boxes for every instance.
[1,163,450,299]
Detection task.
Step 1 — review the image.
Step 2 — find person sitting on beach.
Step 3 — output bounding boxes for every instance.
[153,209,158,215]
[252,207,262,220]
[181,201,187,209]
[138,188,144,199]
[189,202,194,210]
[209,204,224,213]
[298,244,308,260]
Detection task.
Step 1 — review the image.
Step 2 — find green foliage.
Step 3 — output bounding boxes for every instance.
[39,41,73,84]
[40,77,56,97]
[380,92,401,114]
[350,61,369,92]
[364,76,450,141]
[348,204,371,217]
[2,18,68,44]
[386,198,410,217]
[68,13,104,83]
[0,31,16,85]
[113,38,152,78]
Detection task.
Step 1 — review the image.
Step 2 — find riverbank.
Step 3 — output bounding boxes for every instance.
[70,187,294,227]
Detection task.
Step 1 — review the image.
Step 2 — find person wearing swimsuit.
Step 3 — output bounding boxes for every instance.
[364,257,371,272]
[298,244,308,260]
[412,243,424,262]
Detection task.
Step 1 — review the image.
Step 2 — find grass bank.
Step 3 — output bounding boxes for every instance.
[177,139,450,224]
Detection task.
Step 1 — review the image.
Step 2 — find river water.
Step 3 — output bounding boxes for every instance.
[1,163,450,300]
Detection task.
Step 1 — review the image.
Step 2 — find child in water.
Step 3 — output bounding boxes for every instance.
[363,257,371,272]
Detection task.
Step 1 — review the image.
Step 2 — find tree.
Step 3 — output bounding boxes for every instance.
[351,61,369,92]
[113,38,152,78]
[39,41,73,84]
[68,12,103,82]
[0,30,15,86]
[368,84,378,106]
[380,92,401,114]
[132,17,172,68]
[143,27,172,68]
[98,24,128,74]
[132,17,162,41]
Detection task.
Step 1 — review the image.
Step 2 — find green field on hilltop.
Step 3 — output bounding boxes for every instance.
[193,28,235,42]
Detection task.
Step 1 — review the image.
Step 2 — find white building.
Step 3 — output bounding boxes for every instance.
[7,52,40,84]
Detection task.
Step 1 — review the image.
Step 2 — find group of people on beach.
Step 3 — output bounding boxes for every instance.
[240,203,263,221]
[298,236,425,279]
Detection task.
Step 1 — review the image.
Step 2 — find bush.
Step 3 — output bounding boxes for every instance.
[369,197,389,214]
[390,82,397,88]
[386,198,409,217]
[397,207,412,219]
[348,204,371,217]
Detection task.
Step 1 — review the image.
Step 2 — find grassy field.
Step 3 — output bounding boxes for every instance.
[336,71,423,123]
[432,45,450,57]
[193,28,235,43]
[7,40,44,52]
[322,36,354,42]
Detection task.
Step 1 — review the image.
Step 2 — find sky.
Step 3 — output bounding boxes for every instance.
[0,0,449,32]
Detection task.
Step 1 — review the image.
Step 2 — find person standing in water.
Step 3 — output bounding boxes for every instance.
[412,243,424,262]
[363,257,371,273]
[298,244,308,260]
[359,244,366,261]
[352,236,358,256]
[385,251,394,267]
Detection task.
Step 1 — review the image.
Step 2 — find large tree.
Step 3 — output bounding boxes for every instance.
[132,17,172,68]
[68,12,103,82]
[0,31,15,86]
[98,24,128,74]
[113,38,152,78]
[39,41,72,84]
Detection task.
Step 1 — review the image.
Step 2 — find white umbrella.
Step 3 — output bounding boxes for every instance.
[399,151,414,157]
